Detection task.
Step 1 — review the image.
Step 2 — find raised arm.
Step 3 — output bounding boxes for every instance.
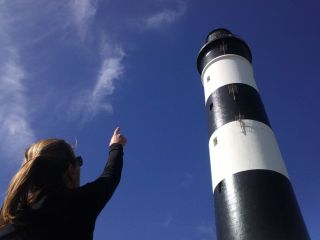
[63,128,127,219]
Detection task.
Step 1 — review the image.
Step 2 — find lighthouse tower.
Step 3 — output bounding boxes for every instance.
[196,28,309,240]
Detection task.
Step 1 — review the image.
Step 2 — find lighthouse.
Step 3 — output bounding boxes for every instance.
[196,28,309,240]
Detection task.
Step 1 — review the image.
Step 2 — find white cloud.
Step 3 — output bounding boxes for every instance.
[145,2,186,29]
[161,213,173,227]
[0,3,35,162]
[69,0,98,40]
[71,44,125,122]
[196,223,216,240]
[0,0,97,43]
[0,1,125,127]
[0,49,35,161]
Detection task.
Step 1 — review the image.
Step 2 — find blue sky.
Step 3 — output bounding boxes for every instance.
[0,0,319,239]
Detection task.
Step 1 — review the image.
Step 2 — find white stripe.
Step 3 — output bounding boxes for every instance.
[202,54,258,103]
[208,120,288,190]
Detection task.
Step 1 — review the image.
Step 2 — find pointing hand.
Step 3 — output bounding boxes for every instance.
[109,127,127,147]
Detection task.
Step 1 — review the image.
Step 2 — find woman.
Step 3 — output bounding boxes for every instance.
[0,127,126,240]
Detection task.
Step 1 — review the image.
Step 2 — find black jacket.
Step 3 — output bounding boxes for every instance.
[0,143,123,240]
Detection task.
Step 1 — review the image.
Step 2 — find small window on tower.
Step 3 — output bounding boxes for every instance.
[213,137,218,146]
[207,75,210,82]
[209,103,213,111]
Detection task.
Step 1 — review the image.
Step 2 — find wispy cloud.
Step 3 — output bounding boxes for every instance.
[196,223,216,240]
[145,2,186,29]
[71,43,125,122]
[0,49,35,161]
[0,0,97,43]
[1,0,125,125]
[0,2,36,162]
[0,0,127,129]
[65,2,126,122]
[161,212,173,227]
[69,0,98,40]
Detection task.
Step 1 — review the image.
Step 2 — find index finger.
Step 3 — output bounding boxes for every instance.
[114,127,120,135]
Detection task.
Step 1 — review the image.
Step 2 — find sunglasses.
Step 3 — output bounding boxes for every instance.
[74,156,83,167]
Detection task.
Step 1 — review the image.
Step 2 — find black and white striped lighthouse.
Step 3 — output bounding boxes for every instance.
[196,28,310,240]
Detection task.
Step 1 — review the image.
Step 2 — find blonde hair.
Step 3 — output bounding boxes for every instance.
[0,139,75,227]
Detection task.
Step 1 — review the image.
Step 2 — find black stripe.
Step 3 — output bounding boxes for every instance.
[197,35,252,74]
[214,170,310,240]
[206,83,270,136]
